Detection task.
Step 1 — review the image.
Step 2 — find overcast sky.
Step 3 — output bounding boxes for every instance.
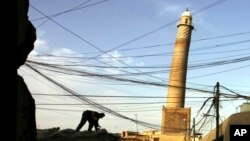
[18,0,250,134]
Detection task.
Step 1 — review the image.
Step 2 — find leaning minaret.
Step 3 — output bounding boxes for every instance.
[161,10,193,138]
[166,9,193,108]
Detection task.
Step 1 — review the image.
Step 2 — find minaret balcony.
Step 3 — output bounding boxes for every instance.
[177,21,193,27]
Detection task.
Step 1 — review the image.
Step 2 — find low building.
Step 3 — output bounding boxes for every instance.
[121,131,149,141]
[202,103,250,141]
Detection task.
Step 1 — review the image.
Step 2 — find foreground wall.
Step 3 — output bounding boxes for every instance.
[202,112,250,141]
[17,0,37,140]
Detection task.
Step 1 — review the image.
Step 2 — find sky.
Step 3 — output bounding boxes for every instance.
[18,0,250,134]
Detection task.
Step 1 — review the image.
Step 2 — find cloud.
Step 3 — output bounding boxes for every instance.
[28,35,84,66]
[28,31,50,57]
[99,50,135,74]
[21,37,155,132]
[51,48,75,56]
[35,38,48,49]
[148,0,191,18]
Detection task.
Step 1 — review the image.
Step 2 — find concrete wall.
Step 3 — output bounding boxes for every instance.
[240,103,250,112]
[160,135,186,141]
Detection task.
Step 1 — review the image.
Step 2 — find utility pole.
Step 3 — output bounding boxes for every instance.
[135,114,138,133]
[215,82,220,141]
[193,118,195,141]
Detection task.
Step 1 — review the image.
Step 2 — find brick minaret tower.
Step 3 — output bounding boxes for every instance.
[161,10,193,138]
[166,9,193,108]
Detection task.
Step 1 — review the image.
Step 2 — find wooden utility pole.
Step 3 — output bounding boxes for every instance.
[193,118,195,141]
[135,114,138,133]
[215,82,220,141]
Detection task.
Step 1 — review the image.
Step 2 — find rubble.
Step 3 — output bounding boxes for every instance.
[37,127,121,141]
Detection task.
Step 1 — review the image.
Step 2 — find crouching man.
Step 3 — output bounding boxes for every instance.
[76,110,105,132]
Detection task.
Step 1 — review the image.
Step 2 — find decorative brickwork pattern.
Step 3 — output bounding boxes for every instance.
[177,25,192,39]
[161,107,191,136]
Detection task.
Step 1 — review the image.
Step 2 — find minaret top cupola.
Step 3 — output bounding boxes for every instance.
[177,9,193,29]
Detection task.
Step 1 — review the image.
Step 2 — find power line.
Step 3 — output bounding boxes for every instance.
[35,107,197,113]
[187,64,250,79]
[194,82,250,132]
[26,64,248,132]
[79,0,229,64]
[26,64,247,132]
[35,101,201,106]
[45,31,249,54]
[37,107,82,112]
[31,0,110,21]
[26,0,248,132]
[27,55,250,78]
[35,0,92,28]
[28,61,250,101]
[31,4,169,82]
[25,63,164,130]
[35,99,244,106]
[25,61,217,95]
[30,52,250,69]
[32,93,211,98]
[30,0,230,84]
[220,85,250,100]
